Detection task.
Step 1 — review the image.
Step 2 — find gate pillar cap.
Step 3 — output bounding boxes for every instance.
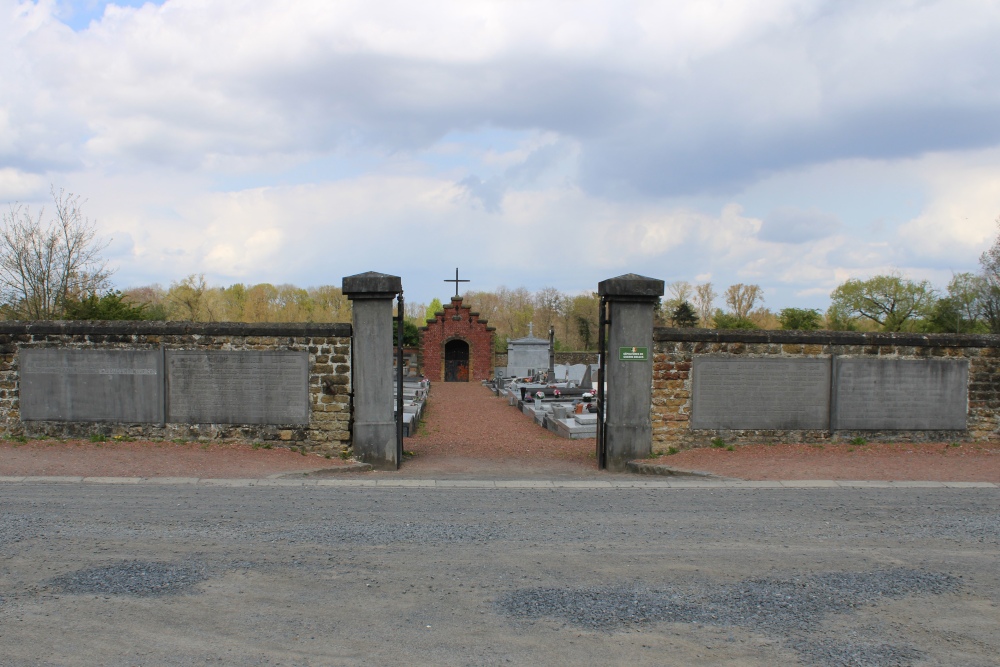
[598,273,664,300]
[342,271,402,299]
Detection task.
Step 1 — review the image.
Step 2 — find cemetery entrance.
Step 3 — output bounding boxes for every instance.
[444,339,470,382]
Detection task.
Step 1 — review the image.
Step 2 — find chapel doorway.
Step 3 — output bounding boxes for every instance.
[444,339,470,382]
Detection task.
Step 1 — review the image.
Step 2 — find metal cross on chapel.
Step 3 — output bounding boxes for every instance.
[444,267,470,297]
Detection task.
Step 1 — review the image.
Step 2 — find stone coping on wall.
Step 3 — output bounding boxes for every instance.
[653,327,1000,348]
[0,321,352,337]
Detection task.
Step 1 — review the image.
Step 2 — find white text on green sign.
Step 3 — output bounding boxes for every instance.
[619,347,649,361]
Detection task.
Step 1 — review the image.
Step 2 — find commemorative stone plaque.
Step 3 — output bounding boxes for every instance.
[20,349,163,422]
[831,358,968,430]
[691,357,830,430]
[166,351,309,425]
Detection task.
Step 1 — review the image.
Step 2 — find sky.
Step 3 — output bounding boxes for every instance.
[2,0,1000,312]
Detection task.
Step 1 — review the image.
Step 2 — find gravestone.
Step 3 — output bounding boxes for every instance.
[20,349,163,422]
[691,358,830,430]
[831,358,968,430]
[166,350,309,425]
[506,329,549,377]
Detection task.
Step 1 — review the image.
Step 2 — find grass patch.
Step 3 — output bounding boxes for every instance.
[667,446,679,456]
[948,442,962,448]
[89,434,107,443]
[849,437,867,446]
[724,445,735,452]
[172,438,187,444]
[710,437,725,448]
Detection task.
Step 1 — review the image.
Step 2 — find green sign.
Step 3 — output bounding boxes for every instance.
[619,346,649,361]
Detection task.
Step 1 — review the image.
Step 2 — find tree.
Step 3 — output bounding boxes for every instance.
[712,310,759,330]
[779,307,821,331]
[425,298,443,322]
[392,319,420,346]
[828,273,936,331]
[693,282,717,327]
[978,219,1000,333]
[925,273,986,333]
[0,188,112,319]
[63,290,151,320]
[724,283,764,320]
[671,301,699,328]
[661,280,693,323]
[166,274,210,320]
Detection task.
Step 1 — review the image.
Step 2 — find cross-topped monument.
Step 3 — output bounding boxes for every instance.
[444,267,470,297]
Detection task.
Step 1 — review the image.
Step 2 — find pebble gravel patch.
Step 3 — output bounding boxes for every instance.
[498,568,961,666]
[46,560,209,597]
[266,520,508,545]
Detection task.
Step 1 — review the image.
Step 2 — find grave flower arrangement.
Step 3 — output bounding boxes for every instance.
[535,390,544,402]
[553,388,561,398]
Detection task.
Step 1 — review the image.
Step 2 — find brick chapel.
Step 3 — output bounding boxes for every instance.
[418,296,495,382]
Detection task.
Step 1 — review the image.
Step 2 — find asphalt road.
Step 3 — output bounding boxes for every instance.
[1,484,997,666]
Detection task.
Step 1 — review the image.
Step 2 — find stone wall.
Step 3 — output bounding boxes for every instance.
[418,296,495,381]
[0,321,352,453]
[652,328,1000,450]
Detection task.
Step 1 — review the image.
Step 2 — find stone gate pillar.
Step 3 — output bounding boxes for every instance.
[599,273,664,471]
[343,271,402,470]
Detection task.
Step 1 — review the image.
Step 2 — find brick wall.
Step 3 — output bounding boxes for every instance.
[0,321,352,454]
[651,328,1000,450]
[418,296,495,381]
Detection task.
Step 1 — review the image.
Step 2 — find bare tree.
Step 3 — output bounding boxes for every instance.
[0,188,112,319]
[724,283,764,320]
[666,280,693,304]
[693,282,717,327]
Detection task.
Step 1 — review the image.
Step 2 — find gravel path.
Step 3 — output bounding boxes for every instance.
[1,485,997,666]
[400,381,598,477]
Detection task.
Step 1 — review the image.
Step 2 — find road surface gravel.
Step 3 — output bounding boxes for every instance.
[1,484,997,666]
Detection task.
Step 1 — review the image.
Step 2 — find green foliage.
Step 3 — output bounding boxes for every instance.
[63,290,154,321]
[779,307,821,331]
[425,298,443,321]
[392,318,420,346]
[828,274,936,331]
[849,437,867,446]
[711,437,725,448]
[89,433,107,443]
[924,272,988,333]
[712,310,759,330]
[670,301,699,328]
[667,446,679,455]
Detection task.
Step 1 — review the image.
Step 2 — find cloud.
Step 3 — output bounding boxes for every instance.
[759,207,841,243]
[2,0,997,194]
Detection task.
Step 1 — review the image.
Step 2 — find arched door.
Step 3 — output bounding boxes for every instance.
[444,339,470,382]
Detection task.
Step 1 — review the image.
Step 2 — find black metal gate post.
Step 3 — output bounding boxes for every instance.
[596,295,608,469]
[395,291,404,470]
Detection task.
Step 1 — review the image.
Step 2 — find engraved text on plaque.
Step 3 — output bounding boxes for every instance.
[691,358,830,430]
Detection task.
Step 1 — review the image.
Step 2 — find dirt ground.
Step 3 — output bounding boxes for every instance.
[649,440,1000,482]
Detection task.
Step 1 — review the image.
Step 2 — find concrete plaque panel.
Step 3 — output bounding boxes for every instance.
[166,351,309,425]
[691,357,830,430]
[832,359,967,430]
[20,349,163,422]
